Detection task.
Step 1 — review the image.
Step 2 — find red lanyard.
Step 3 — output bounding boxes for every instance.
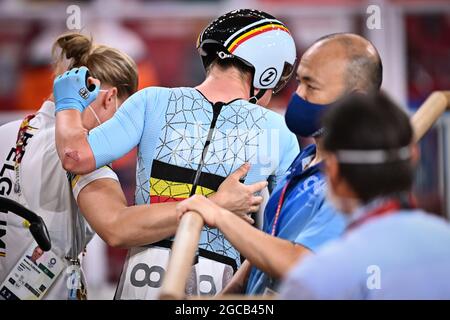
[270,160,317,236]
[346,196,416,231]
[14,114,36,194]
[270,180,291,236]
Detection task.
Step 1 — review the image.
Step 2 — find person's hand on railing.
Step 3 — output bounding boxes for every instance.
[176,194,228,227]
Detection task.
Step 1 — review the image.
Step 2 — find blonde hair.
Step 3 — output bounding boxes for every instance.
[52,33,138,99]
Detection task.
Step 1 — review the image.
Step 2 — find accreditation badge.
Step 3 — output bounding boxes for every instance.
[263,287,278,296]
[0,241,64,300]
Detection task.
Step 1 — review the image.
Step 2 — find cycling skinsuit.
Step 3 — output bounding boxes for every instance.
[86,86,299,299]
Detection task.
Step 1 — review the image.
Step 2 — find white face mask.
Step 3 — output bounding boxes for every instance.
[87,89,119,126]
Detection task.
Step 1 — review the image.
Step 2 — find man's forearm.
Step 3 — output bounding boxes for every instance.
[216,209,310,279]
[221,259,252,295]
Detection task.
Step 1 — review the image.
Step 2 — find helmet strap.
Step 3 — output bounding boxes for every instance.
[249,88,267,104]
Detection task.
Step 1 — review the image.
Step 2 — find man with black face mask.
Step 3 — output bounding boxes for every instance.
[279,93,450,299]
[177,33,383,295]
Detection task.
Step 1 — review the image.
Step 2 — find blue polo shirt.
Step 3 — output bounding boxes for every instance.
[245,144,346,294]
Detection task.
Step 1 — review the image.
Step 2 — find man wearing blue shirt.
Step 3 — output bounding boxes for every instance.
[279,93,450,299]
[177,33,384,294]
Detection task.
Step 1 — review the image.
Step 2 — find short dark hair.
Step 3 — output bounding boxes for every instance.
[315,33,383,93]
[206,57,254,79]
[322,93,414,203]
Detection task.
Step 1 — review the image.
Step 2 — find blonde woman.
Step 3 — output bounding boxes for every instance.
[0,33,257,300]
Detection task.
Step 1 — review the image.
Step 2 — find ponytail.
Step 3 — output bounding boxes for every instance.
[52,32,138,99]
[52,33,92,70]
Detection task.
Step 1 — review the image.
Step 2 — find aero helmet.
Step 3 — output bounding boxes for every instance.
[197,9,297,101]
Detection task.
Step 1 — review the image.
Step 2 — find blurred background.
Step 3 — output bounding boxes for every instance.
[0,0,449,298]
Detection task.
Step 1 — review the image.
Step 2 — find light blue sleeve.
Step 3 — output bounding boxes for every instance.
[294,200,347,252]
[278,237,359,300]
[278,254,326,299]
[278,244,344,299]
[87,88,151,168]
[272,121,299,188]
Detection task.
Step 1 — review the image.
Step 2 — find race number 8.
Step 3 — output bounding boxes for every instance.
[129,263,216,295]
[130,263,164,288]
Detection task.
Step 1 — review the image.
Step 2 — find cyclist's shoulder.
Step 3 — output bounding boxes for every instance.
[135,86,171,97]
[136,86,198,100]
[235,100,287,127]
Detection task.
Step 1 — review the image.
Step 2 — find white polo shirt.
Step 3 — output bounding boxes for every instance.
[0,101,118,299]
[279,209,450,299]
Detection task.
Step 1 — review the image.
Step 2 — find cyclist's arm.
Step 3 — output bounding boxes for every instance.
[56,90,148,175]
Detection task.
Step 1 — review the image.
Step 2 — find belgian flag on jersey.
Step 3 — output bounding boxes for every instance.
[149,160,226,203]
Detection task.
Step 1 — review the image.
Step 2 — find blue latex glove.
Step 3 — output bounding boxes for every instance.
[53,66,100,113]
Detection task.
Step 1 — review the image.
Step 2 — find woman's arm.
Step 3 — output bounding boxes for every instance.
[77,178,178,248]
[76,164,267,248]
[54,67,145,174]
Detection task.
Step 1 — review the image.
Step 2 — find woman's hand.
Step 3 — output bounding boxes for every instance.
[53,66,100,113]
[209,163,267,222]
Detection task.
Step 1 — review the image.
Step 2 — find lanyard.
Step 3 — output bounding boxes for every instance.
[14,114,36,195]
[270,180,291,236]
[10,113,88,300]
[346,195,416,231]
[269,158,318,236]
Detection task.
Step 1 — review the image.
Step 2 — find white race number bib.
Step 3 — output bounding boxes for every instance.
[116,246,235,300]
